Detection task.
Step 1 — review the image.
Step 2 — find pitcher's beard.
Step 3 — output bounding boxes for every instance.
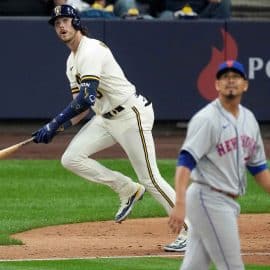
[227,93,235,99]
[225,90,237,100]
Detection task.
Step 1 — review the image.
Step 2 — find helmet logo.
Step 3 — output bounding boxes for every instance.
[49,4,82,29]
[54,6,62,16]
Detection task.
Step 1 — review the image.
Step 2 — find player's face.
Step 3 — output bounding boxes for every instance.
[215,71,248,99]
[54,17,77,43]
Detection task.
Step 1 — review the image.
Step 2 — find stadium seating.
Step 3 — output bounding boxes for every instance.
[232,0,270,19]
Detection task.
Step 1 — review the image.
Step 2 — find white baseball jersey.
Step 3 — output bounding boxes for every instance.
[66,36,136,115]
[182,98,266,196]
[61,34,184,230]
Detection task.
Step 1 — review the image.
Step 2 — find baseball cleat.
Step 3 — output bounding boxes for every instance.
[164,230,187,252]
[115,184,146,223]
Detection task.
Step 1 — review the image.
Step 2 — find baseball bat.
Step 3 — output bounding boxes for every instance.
[0,137,34,159]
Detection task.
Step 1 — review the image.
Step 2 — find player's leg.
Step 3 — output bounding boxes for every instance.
[111,102,188,248]
[111,102,176,213]
[105,97,187,248]
[201,201,244,269]
[61,115,144,221]
[179,183,212,269]
[180,225,211,270]
[188,184,244,270]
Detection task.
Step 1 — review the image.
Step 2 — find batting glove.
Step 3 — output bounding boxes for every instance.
[32,120,59,144]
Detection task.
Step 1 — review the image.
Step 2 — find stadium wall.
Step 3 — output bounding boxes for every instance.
[0,18,269,121]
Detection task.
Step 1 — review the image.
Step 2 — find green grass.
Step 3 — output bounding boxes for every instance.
[0,257,267,270]
[238,177,270,213]
[0,159,269,245]
[0,159,169,245]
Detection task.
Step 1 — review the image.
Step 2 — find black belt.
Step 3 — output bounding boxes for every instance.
[102,97,151,119]
[103,105,125,119]
[210,187,239,200]
[193,181,239,200]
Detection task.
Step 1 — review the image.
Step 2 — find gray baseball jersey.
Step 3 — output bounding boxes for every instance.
[182,98,266,195]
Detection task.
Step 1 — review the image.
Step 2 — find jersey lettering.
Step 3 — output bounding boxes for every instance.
[216,135,256,159]
[74,73,102,101]
[241,135,256,149]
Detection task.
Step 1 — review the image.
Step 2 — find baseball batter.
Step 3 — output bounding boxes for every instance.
[32,4,188,250]
[168,60,270,269]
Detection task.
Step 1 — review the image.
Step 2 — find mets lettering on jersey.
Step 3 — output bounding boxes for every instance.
[216,134,256,162]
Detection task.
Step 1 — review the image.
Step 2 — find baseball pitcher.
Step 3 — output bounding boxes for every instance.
[169,60,270,269]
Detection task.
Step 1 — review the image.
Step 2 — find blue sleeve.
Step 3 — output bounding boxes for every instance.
[177,150,197,171]
[247,163,268,176]
[54,78,99,125]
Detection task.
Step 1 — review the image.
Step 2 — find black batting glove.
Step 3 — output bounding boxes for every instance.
[32,120,59,144]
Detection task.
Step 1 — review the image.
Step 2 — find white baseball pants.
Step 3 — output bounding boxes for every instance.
[61,94,175,214]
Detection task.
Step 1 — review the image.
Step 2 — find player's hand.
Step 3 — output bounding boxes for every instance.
[32,120,59,144]
[168,202,185,234]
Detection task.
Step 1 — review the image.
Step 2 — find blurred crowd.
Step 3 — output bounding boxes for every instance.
[0,0,231,19]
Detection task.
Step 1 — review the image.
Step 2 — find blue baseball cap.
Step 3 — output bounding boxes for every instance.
[216,60,247,80]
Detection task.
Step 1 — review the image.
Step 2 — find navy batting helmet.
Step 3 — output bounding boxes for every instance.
[48,5,82,30]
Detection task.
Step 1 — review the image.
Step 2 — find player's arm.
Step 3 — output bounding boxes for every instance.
[55,77,99,124]
[57,92,90,131]
[67,92,91,127]
[250,165,270,193]
[168,150,196,234]
[246,128,270,193]
[33,77,99,144]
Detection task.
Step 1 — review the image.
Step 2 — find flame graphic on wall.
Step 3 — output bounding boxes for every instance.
[197,28,238,100]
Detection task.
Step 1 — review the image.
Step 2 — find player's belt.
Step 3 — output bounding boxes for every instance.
[210,187,239,200]
[102,105,125,119]
[102,97,151,119]
[193,181,239,200]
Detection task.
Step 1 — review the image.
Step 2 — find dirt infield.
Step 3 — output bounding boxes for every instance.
[1,121,270,265]
[0,215,269,265]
